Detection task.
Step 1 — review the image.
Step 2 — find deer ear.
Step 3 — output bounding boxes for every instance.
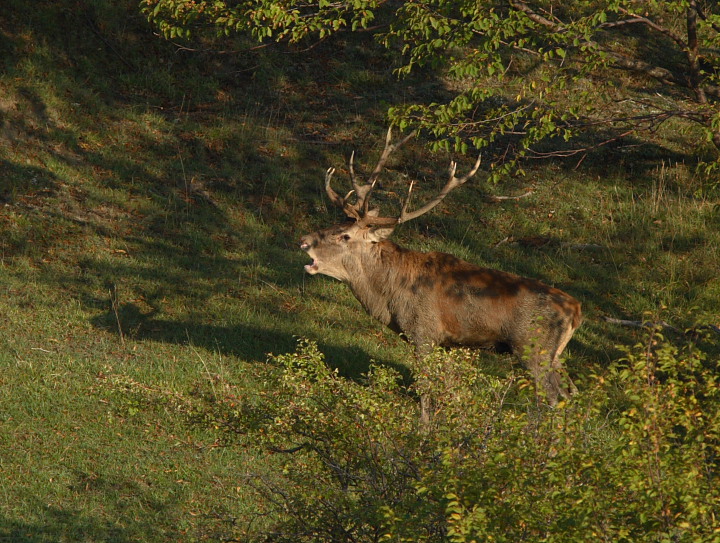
[365,208,394,240]
[369,224,395,241]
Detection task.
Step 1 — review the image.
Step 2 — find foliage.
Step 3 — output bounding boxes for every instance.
[142,0,720,175]
[140,0,384,41]
[605,329,720,541]
[113,335,720,542]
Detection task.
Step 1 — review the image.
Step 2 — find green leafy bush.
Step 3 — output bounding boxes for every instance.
[107,334,720,541]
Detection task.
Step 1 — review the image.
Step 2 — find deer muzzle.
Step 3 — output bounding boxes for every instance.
[300,238,319,274]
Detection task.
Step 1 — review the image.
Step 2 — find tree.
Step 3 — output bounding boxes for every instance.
[142,0,720,175]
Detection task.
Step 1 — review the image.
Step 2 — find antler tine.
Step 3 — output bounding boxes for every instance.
[367,127,416,185]
[400,180,416,216]
[395,154,482,224]
[325,166,362,219]
[348,150,360,193]
[348,150,373,210]
[327,127,464,227]
[360,126,415,215]
[325,167,344,207]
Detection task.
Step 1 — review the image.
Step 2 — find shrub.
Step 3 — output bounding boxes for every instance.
[106,334,720,542]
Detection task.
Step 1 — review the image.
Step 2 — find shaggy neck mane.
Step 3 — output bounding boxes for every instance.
[345,240,419,327]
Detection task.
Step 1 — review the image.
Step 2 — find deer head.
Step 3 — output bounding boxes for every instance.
[301,128,482,280]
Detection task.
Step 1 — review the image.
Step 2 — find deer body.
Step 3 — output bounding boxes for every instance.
[301,129,581,416]
[302,225,581,405]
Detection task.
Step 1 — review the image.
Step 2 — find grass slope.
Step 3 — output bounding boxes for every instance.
[1,0,719,540]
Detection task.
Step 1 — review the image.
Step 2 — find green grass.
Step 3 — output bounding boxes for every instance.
[1,0,720,540]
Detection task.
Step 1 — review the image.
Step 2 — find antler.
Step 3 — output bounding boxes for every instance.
[394,155,483,224]
[325,128,482,227]
[355,154,482,228]
[360,126,415,214]
[325,126,414,220]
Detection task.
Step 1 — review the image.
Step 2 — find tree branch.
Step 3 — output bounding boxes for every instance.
[484,190,533,202]
[269,443,309,454]
[696,3,720,34]
[603,317,680,333]
[686,1,707,104]
[603,317,720,337]
[616,7,687,49]
[510,1,720,102]
[510,1,562,32]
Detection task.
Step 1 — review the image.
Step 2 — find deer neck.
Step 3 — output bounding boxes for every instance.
[343,240,412,327]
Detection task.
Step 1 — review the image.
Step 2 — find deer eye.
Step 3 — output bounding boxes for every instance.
[340,234,351,242]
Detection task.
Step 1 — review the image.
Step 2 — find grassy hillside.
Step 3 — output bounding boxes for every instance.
[1,0,719,541]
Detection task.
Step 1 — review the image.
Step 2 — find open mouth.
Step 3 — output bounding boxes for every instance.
[304,259,319,274]
[300,241,319,274]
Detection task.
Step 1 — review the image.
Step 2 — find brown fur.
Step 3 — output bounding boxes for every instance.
[301,221,582,414]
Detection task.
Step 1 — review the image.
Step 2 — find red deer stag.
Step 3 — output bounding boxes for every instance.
[300,129,581,419]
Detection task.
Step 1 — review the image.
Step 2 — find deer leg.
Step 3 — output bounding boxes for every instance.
[412,342,436,425]
[419,395,434,426]
[525,319,577,404]
[549,322,578,395]
[524,349,562,406]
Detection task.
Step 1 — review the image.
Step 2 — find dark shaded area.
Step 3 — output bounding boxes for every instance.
[0,161,58,204]
[532,132,704,186]
[0,487,178,543]
[89,303,409,382]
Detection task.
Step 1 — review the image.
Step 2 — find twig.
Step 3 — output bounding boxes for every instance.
[269,444,308,454]
[616,7,686,49]
[485,190,534,202]
[85,12,136,71]
[110,285,125,346]
[604,317,720,337]
[574,153,587,170]
[525,129,637,159]
[560,242,607,251]
[493,235,511,248]
[603,317,679,333]
[187,331,218,398]
[163,35,273,55]
[696,3,720,34]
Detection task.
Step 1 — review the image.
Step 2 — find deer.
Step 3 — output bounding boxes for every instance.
[300,128,582,421]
